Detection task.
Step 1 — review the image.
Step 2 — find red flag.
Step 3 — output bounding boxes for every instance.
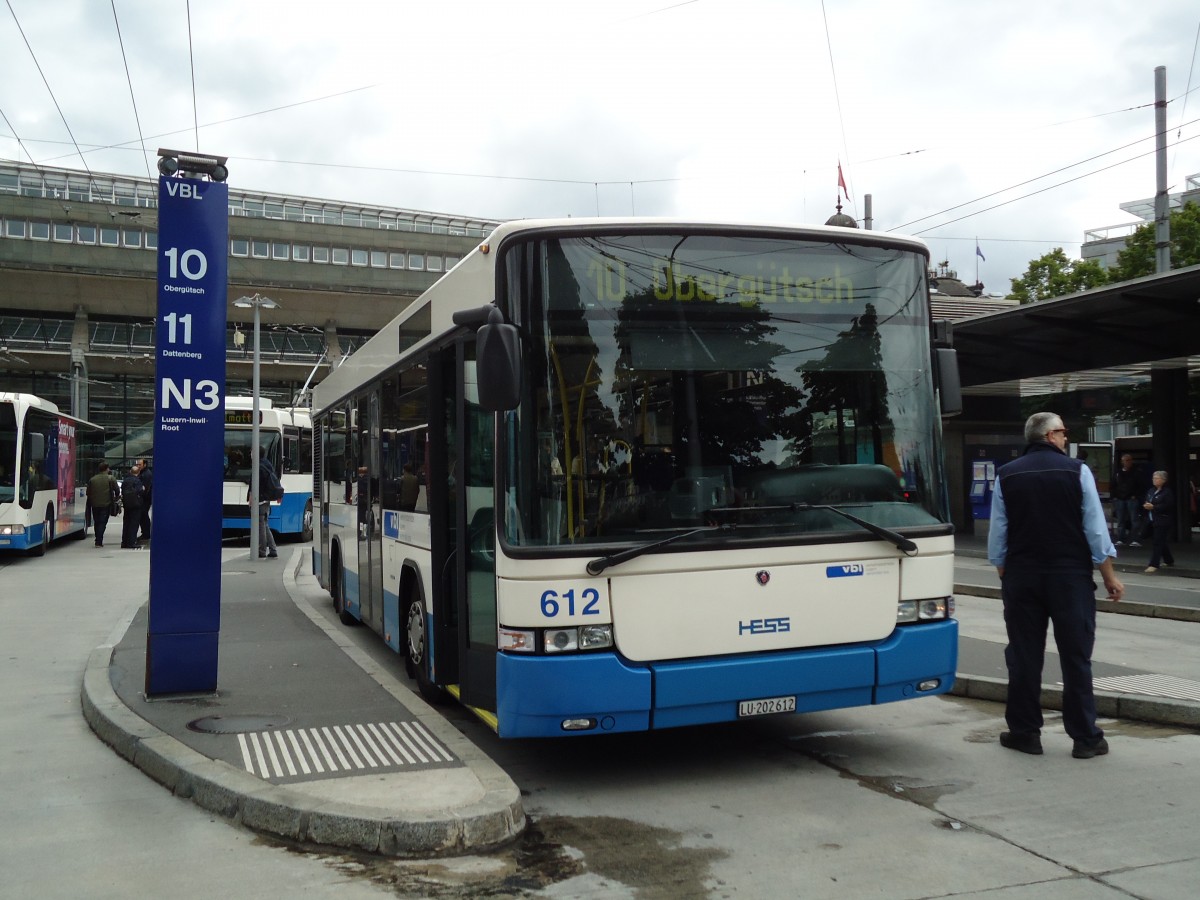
[837,163,849,201]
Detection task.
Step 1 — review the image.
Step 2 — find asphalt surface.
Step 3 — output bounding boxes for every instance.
[76,532,1200,858]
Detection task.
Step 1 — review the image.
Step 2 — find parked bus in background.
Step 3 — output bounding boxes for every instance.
[312,219,963,738]
[0,392,104,554]
[222,397,314,542]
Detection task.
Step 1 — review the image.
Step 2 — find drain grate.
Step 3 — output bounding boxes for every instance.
[188,714,292,734]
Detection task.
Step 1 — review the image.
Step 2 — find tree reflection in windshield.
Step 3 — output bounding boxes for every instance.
[504,232,948,548]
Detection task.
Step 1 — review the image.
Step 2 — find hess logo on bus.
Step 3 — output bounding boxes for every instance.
[739,617,791,635]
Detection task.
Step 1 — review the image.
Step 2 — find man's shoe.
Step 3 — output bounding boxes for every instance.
[1129,541,1141,547]
[1072,737,1109,759]
[1114,540,1124,546]
[267,551,278,558]
[1000,731,1043,755]
[1145,566,1157,573]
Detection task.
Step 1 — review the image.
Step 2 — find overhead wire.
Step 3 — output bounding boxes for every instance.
[4,0,119,221]
[109,0,151,181]
[820,0,853,212]
[909,130,1200,237]
[1172,16,1200,175]
[186,0,198,151]
[890,115,1200,233]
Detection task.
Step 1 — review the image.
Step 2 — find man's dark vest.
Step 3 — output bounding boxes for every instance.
[997,442,1091,572]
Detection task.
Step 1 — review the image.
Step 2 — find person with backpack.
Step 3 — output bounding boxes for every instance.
[120,462,145,549]
[254,454,280,559]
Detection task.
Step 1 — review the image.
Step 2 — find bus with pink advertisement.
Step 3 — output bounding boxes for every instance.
[0,393,105,554]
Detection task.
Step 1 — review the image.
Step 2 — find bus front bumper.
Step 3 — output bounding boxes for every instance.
[494,619,958,738]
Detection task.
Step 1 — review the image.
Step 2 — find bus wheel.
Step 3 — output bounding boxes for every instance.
[405,593,446,705]
[31,508,52,557]
[331,555,357,626]
[301,500,314,543]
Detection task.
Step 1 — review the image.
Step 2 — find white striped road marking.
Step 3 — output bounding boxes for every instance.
[236,722,458,782]
[1091,673,1200,702]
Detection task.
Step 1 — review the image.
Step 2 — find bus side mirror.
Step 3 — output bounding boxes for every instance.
[936,347,962,418]
[476,309,522,412]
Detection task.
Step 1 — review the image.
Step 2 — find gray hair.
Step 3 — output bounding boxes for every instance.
[1153,470,1169,482]
[1024,412,1063,443]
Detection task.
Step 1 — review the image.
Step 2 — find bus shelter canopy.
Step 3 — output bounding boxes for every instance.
[951,264,1200,396]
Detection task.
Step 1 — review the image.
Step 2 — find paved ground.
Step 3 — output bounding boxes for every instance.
[71,531,1200,857]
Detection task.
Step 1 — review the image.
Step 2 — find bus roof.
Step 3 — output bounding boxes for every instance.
[312,218,931,415]
[0,392,102,427]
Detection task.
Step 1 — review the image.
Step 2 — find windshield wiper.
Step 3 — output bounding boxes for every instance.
[795,503,917,554]
[707,503,918,554]
[585,524,734,576]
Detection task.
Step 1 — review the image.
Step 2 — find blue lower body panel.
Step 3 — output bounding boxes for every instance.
[494,620,959,738]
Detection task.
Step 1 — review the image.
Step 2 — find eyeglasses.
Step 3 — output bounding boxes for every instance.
[1048,428,1068,437]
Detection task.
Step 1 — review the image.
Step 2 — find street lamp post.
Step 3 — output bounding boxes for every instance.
[232,293,279,560]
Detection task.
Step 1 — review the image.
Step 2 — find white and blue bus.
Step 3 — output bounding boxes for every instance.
[0,393,105,554]
[222,397,314,542]
[312,219,962,738]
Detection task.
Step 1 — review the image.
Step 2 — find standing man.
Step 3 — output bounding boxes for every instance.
[987,412,1124,760]
[1110,453,1144,547]
[136,458,153,545]
[256,454,279,559]
[85,462,119,548]
[120,462,145,550]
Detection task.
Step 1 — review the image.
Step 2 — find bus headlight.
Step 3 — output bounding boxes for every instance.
[498,627,536,652]
[897,597,953,623]
[918,597,950,620]
[578,624,614,650]
[0,525,25,536]
[544,628,579,653]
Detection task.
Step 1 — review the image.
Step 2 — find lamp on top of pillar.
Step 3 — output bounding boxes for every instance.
[232,293,279,560]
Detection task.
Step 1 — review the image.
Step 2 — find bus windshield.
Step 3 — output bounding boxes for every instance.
[0,402,16,503]
[503,232,949,548]
[223,430,281,481]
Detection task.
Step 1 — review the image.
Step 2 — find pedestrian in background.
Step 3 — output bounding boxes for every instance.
[85,462,119,547]
[255,454,279,559]
[136,458,153,545]
[1110,453,1144,547]
[1143,470,1175,573]
[120,462,145,549]
[987,412,1123,760]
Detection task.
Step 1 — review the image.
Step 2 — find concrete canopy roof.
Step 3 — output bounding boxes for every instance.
[951,264,1200,396]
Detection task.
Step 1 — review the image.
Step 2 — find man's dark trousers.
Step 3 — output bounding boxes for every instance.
[91,505,110,546]
[1002,568,1102,742]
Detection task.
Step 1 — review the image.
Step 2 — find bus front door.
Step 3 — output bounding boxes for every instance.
[436,345,497,715]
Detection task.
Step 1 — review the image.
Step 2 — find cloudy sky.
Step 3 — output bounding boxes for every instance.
[3,0,1198,295]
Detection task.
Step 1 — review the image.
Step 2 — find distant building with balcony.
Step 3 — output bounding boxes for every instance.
[1081,172,1200,269]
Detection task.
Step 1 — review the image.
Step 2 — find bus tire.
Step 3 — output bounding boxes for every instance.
[301,500,314,543]
[331,551,357,626]
[405,592,446,705]
[30,506,52,557]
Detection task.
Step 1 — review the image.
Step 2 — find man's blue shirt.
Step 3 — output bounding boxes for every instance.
[988,462,1116,567]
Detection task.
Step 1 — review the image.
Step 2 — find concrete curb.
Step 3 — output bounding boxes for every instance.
[79,551,526,858]
[949,674,1200,729]
[80,641,525,856]
[953,583,1200,624]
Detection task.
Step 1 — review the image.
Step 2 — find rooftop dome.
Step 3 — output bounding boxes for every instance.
[824,200,858,229]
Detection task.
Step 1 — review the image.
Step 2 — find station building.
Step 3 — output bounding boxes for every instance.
[0,159,500,463]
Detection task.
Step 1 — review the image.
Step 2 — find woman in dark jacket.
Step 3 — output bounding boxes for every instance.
[1142,470,1175,573]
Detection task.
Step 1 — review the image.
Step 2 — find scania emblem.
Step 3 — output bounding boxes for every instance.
[756,570,770,586]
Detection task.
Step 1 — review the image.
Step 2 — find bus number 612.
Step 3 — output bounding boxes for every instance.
[540,588,601,618]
